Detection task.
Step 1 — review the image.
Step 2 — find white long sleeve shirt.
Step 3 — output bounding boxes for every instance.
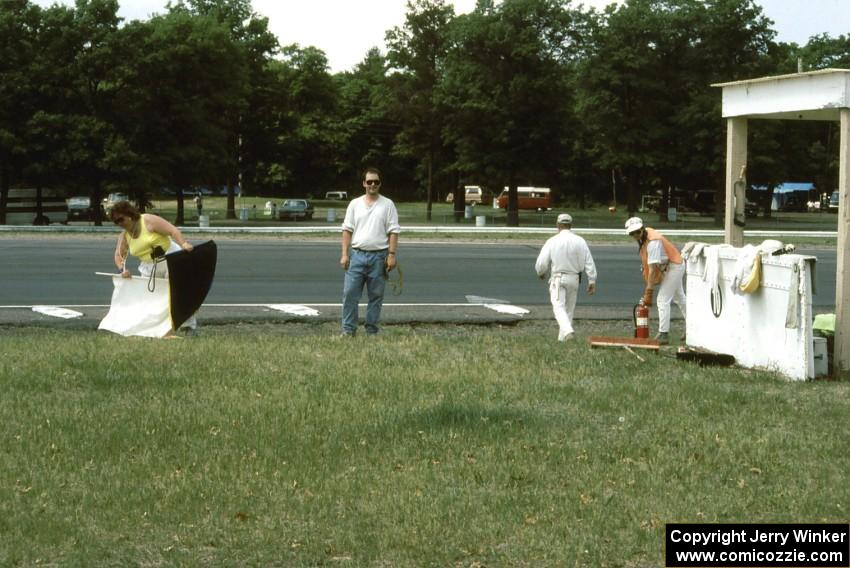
[534,229,597,283]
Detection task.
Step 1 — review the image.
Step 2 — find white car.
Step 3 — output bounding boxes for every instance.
[102,192,129,213]
[444,186,492,205]
[829,190,839,212]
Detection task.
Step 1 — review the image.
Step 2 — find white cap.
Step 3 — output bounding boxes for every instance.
[625,216,644,234]
[556,213,572,224]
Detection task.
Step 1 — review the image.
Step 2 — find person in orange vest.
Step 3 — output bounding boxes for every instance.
[625,217,686,344]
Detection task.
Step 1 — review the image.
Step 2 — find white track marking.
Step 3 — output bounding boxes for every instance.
[31,306,84,319]
[265,304,320,316]
[482,304,529,315]
[2,301,530,315]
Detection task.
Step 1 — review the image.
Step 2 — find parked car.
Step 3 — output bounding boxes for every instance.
[779,194,808,213]
[325,191,348,200]
[462,186,492,205]
[67,196,94,221]
[279,199,314,221]
[829,190,839,212]
[102,192,129,214]
[682,190,758,217]
[689,189,717,215]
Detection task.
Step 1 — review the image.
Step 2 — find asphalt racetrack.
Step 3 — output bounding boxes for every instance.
[0,236,838,326]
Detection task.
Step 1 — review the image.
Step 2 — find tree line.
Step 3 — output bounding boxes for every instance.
[1,0,849,225]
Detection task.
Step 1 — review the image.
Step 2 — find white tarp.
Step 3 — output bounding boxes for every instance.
[685,244,816,380]
[97,274,172,338]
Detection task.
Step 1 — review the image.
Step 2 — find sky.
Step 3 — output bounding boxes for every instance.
[30,0,850,73]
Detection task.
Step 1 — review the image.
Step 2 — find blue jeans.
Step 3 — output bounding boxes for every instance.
[342,249,388,335]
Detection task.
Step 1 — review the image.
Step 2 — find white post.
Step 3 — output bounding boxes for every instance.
[724,117,747,247]
[835,109,850,376]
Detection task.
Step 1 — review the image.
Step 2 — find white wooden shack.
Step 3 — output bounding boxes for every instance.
[713,68,850,376]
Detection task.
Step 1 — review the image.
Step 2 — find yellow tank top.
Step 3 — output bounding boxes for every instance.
[125,214,171,263]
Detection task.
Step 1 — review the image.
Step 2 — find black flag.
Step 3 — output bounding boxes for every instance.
[165,240,217,329]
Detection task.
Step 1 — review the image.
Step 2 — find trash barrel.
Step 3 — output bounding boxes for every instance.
[464,205,474,219]
[239,207,248,221]
[813,337,828,377]
[327,208,337,222]
[475,215,486,227]
[199,214,209,228]
[668,207,677,222]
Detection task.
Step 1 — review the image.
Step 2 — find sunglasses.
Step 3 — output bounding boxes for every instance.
[365,180,381,186]
[113,216,125,225]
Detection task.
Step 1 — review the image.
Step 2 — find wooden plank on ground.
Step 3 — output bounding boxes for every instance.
[587,336,661,351]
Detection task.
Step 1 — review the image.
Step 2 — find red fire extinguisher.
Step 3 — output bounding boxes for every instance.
[633,302,649,339]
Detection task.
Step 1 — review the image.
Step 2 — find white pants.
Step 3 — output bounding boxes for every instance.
[657,261,686,333]
[548,273,579,340]
[98,275,173,338]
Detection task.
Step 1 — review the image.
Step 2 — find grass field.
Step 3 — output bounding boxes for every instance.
[2,319,848,566]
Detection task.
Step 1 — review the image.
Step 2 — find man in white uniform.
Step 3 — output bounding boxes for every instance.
[340,167,401,336]
[534,213,597,341]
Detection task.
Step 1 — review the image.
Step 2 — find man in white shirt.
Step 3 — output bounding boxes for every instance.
[535,213,597,341]
[340,167,401,336]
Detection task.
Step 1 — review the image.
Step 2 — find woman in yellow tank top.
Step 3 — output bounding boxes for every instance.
[111,201,193,272]
[107,200,197,335]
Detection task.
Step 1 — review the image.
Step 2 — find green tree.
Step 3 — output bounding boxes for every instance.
[386,0,455,220]
[272,45,345,197]
[125,8,246,224]
[335,48,411,194]
[0,0,40,223]
[180,0,278,218]
[678,0,777,221]
[26,0,133,225]
[791,33,850,70]
[440,0,580,226]
[576,0,776,218]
